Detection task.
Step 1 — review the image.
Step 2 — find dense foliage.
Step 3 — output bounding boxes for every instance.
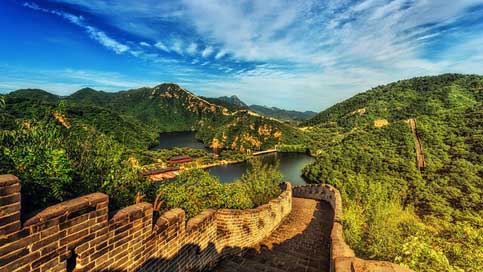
[157,159,283,218]
[0,110,152,214]
[303,74,483,271]
[0,83,298,214]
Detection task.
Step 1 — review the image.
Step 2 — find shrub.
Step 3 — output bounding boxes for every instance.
[157,159,283,219]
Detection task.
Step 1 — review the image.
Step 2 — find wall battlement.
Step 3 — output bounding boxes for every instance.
[293,184,413,272]
[0,175,292,272]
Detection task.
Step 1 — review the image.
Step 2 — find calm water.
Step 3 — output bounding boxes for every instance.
[156,131,208,150]
[206,152,315,185]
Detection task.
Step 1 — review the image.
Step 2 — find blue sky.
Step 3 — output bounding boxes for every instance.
[1,0,483,111]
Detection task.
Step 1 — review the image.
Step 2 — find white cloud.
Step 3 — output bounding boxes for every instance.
[154,41,170,52]
[24,2,130,54]
[139,41,151,47]
[22,0,483,110]
[214,50,226,60]
[186,42,198,54]
[85,26,129,54]
[171,39,183,54]
[0,65,156,94]
[201,46,214,58]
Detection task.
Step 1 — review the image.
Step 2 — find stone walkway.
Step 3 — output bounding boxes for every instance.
[214,198,333,272]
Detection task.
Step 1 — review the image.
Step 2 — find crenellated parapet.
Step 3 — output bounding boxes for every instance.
[293,183,413,272]
[0,174,292,272]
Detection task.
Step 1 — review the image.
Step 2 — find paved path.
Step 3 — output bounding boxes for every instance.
[407,118,426,170]
[214,198,333,272]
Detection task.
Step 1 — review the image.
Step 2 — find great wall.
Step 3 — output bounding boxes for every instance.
[0,174,412,272]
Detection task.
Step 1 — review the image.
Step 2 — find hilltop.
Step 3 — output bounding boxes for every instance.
[204,95,317,124]
[302,74,483,271]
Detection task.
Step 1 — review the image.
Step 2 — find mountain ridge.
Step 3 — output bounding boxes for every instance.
[3,83,304,151]
[301,73,483,272]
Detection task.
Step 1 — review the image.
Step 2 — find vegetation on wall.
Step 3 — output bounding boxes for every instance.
[302,74,483,272]
[0,113,152,214]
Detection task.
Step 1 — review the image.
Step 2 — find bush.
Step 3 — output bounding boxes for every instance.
[1,116,147,212]
[157,159,283,219]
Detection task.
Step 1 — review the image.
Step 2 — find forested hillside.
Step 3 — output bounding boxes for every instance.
[204,95,317,124]
[303,74,483,271]
[3,83,302,151]
[0,83,303,215]
[249,104,317,124]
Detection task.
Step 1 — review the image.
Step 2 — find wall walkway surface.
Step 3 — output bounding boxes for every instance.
[293,184,414,272]
[1,173,413,272]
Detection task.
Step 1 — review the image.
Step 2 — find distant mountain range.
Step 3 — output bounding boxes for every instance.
[202,95,317,123]
[3,84,304,152]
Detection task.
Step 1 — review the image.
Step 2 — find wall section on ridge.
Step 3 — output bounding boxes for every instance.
[0,174,292,272]
[293,184,414,272]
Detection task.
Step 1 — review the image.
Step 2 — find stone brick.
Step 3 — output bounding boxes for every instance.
[0,175,412,272]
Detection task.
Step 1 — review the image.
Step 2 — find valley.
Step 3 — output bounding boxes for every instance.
[2,1,482,271]
[1,74,482,272]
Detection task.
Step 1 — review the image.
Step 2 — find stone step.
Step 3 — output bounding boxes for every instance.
[214,198,334,272]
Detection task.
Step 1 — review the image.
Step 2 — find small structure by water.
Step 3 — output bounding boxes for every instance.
[168,155,193,164]
[143,167,180,177]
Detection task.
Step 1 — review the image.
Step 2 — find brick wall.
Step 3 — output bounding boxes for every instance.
[0,175,292,272]
[293,184,413,272]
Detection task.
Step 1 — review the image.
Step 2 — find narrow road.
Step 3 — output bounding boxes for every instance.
[407,118,426,170]
[214,198,333,272]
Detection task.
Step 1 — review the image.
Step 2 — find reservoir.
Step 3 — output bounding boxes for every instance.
[156,131,208,150]
[206,152,315,185]
[156,131,315,185]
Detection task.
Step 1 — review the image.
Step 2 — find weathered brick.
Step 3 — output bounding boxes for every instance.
[0,193,20,206]
[0,175,19,188]
[0,183,20,195]
[0,220,20,236]
[0,202,20,218]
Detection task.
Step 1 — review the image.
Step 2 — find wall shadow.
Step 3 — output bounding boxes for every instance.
[105,200,334,272]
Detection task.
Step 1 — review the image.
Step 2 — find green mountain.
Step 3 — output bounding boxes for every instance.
[249,104,317,123]
[3,83,303,151]
[202,96,249,112]
[203,95,317,123]
[302,74,483,271]
[218,95,249,108]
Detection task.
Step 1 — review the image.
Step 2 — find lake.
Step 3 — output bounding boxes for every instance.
[206,152,315,185]
[156,131,208,150]
[156,131,315,185]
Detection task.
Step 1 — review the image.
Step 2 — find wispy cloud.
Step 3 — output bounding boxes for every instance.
[214,50,226,60]
[201,46,214,58]
[17,0,483,110]
[154,41,169,52]
[170,39,183,55]
[85,26,129,54]
[24,2,130,54]
[0,64,154,94]
[186,42,197,55]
